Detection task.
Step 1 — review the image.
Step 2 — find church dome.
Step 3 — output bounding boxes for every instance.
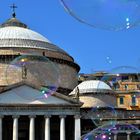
[0,26,50,42]
[69,80,116,108]
[70,80,112,95]
[0,17,50,42]
[0,17,68,54]
[0,16,80,93]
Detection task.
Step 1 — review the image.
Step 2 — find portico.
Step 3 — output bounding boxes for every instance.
[0,83,82,140]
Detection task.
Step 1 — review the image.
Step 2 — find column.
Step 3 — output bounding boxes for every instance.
[29,115,36,140]
[74,115,81,140]
[127,132,131,140]
[0,115,3,140]
[113,133,117,140]
[44,115,51,140]
[60,115,66,140]
[12,115,19,140]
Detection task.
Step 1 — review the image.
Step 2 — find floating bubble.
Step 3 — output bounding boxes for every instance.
[99,66,140,91]
[82,123,140,140]
[60,0,140,31]
[90,106,117,127]
[5,55,60,100]
[106,56,112,64]
[97,66,140,119]
[82,66,140,139]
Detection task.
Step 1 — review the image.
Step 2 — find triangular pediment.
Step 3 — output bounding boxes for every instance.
[0,84,80,106]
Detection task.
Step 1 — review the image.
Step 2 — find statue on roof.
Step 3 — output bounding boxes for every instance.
[75,86,80,101]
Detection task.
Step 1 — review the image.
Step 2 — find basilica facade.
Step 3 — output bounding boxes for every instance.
[0,14,81,140]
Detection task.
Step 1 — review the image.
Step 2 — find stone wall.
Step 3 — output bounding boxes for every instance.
[0,47,79,91]
[0,61,78,90]
[0,48,74,62]
[79,94,117,108]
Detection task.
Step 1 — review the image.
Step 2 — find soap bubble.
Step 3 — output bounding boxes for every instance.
[60,0,140,31]
[81,66,140,139]
[106,56,112,64]
[81,97,118,136]
[97,66,140,119]
[99,66,140,91]
[82,123,140,140]
[90,106,117,127]
[5,55,60,100]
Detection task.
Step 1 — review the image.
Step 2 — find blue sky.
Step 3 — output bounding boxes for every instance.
[0,0,140,73]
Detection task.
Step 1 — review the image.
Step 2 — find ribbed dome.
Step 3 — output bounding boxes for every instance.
[70,80,116,108]
[0,17,69,54]
[0,26,50,42]
[0,16,80,92]
[70,80,112,95]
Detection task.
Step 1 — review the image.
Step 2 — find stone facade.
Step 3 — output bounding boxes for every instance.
[79,94,117,108]
[0,59,78,90]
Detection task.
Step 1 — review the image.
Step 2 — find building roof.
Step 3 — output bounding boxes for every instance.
[70,80,112,95]
[0,17,68,54]
[1,17,28,28]
[0,82,82,106]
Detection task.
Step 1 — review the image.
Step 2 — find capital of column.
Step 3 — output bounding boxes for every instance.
[29,115,36,118]
[12,115,19,119]
[59,115,66,119]
[44,115,51,118]
[74,115,81,119]
[113,132,118,135]
[0,115,4,119]
[126,132,131,135]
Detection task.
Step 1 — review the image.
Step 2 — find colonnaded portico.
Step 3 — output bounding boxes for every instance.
[0,83,82,140]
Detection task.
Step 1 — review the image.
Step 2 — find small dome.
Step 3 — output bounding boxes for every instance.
[70,80,115,108]
[70,80,112,95]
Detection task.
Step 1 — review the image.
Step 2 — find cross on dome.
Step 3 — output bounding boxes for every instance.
[10,3,17,18]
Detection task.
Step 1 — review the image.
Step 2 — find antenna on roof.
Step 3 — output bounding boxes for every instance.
[10,3,17,18]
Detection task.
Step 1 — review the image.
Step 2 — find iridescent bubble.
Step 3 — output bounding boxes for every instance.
[82,123,140,140]
[82,66,140,140]
[99,66,140,91]
[90,106,117,127]
[97,66,140,118]
[60,0,140,31]
[5,55,60,100]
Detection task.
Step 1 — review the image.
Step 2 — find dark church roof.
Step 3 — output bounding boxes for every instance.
[1,17,28,28]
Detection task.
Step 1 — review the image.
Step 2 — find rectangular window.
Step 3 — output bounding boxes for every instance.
[122,76,128,81]
[132,96,136,106]
[119,97,124,105]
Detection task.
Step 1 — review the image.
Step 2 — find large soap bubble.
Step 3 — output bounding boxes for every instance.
[99,66,140,91]
[60,0,140,31]
[82,123,140,140]
[90,106,117,127]
[5,55,60,100]
[97,66,140,118]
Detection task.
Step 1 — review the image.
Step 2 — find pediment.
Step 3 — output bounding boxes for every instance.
[0,84,79,106]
